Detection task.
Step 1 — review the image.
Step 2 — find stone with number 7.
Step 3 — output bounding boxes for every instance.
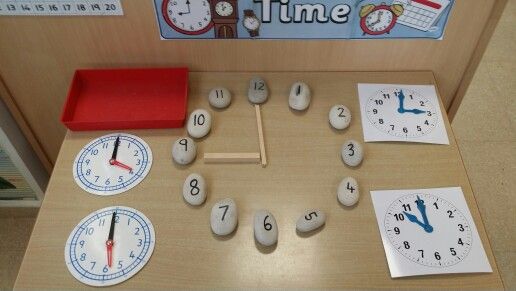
[211,198,238,236]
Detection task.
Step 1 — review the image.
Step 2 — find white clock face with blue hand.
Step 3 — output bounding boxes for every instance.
[73,133,152,196]
[384,193,472,267]
[64,206,155,287]
[366,88,438,138]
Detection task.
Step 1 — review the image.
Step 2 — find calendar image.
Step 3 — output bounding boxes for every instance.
[393,0,452,32]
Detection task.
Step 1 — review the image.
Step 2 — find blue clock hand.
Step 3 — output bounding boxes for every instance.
[397,90,405,113]
[402,211,427,229]
[404,108,427,114]
[416,196,434,233]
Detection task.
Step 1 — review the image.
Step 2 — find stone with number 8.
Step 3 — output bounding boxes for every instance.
[341,139,363,167]
[338,177,359,206]
[172,137,197,165]
[254,210,278,246]
[296,209,326,233]
[211,198,238,236]
[187,109,212,139]
[183,173,206,206]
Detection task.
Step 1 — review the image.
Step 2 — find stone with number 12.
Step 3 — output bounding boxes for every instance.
[296,209,326,233]
[211,198,238,236]
[183,173,206,206]
[254,210,278,246]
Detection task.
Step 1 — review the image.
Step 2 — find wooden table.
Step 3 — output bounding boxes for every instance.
[15,72,504,290]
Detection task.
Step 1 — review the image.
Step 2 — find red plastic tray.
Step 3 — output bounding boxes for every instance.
[61,67,188,131]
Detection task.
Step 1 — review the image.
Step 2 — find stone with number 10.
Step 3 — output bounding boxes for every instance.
[211,198,238,236]
[187,109,212,139]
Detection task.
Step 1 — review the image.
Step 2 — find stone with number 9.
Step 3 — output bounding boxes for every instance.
[172,137,197,165]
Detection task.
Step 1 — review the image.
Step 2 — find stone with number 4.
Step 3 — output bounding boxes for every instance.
[208,87,232,109]
[338,177,359,206]
[183,173,206,206]
[248,77,269,104]
[329,104,352,130]
[296,209,326,233]
[187,109,212,139]
[211,198,238,236]
[341,139,363,167]
[254,210,278,246]
[172,137,197,165]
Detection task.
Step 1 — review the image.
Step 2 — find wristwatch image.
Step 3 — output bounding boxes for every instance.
[243,9,261,37]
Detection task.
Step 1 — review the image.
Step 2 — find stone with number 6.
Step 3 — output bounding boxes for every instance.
[183,173,206,206]
[211,198,238,236]
[172,137,197,165]
[341,139,363,167]
[338,177,359,206]
[296,209,326,233]
[254,210,278,246]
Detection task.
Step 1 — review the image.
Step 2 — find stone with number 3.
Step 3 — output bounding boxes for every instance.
[183,173,206,206]
[341,139,363,167]
[187,109,212,139]
[296,209,326,233]
[172,137,197,165]
[211,198,238,236]
[338,177,359,206]
[254,210,278,246]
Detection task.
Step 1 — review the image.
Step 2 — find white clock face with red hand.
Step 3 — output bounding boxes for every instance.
[73,133,153,196]
[64,206,155,286]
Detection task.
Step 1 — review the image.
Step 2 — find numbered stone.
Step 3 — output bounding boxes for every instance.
[208,87,232,109]
[296,209,326,233]
[172,137,197,165]
[187,109,212,139]
[254,210,278,246]
[338,177,359,206]
[183,173,206,206]
[329,104,352,130]
[289,82,311,111]
[210,198,238,236]
[341,139,363,167]
[248,77,269,104]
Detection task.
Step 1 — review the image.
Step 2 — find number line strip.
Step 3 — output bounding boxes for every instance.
[255,105,267,167]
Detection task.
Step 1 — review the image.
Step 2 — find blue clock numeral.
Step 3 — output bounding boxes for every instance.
[129,251,135,258]
[117,260,123,269]
[80,253,86,261]
[134,227,140,235]
[90,261,96,270]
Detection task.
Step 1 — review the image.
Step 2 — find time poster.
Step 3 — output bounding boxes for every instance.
[153,0,454,40]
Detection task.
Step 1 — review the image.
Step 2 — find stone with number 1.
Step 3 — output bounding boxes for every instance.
[183,173,206,206]
[296,209,326,233]
[254,210,278,246]
[211,198,238,236]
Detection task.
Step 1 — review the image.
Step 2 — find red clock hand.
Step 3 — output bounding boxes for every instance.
[109,159,133,172]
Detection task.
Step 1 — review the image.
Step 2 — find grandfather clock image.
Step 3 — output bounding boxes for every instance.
[210,0,239,38]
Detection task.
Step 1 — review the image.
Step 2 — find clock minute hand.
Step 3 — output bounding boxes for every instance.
[106,211,116,268]
[397,90,406,113]
[416,196,434,233]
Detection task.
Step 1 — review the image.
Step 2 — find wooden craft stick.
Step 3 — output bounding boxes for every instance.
[255,105,267,167]
[204,153,261,164]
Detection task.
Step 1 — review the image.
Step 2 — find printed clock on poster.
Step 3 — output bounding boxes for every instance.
[358,84,449,144]
[162,0,213,35]
[371,187,492,278]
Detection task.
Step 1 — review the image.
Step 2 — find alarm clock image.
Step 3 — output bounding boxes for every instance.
[162,0,213,35]
[359,3,404,35]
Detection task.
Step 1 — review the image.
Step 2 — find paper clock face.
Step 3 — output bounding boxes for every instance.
[358,84,449,144]
[162,0,213,35]
[64,206,156,287]
[371,187,492,277]
[73,133,152,196]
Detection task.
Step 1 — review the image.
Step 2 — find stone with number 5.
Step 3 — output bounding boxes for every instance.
[338,177,359,206]
[296,209,326,233]
[341,139,363,167]
[254,210,278,246]
[183,173,206,206]
[172,137,197,165]
[211,198,238,236]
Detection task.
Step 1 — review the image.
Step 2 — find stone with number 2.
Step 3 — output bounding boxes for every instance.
[254,210,278,246]
[296,209,326,233]
[183,173,206,206]
[211,198,238,236]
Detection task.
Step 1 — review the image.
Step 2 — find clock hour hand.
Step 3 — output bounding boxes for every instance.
[403,108,427,114]
[415,196,434,233]
[179,0,190,15]
[110,160,133,173]
[106,211,116,268]
[403,211,427,229]
[397,90,406,113]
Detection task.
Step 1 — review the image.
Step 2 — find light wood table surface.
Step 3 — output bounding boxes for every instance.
[15,72,504,290]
